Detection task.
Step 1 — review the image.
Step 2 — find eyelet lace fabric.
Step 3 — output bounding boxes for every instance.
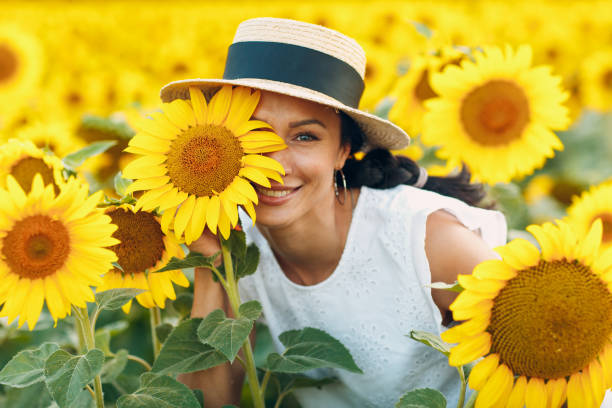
[239,185,507,408]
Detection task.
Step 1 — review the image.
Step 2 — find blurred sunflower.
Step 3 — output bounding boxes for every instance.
[0,138,65,193]
[96,205,187,313]
[442,220,612,408]
[580,48,612,112]
[389,47,466,136]
[0,174,118,329]
[0,24,43,103]
[123,85,286,242]
[423,44,570,184]
[566,181,612,252]
[359,43,400,111]
[16,120,83,158]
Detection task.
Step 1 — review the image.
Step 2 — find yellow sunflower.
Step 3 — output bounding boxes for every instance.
[422,44,570,184]
[96,204,188,313]
[0,138,66,193]
[0,174,118,329]
[123,85,286,243]
[566,181,612,252]
[0,24,43,101]
[16,119,84,158]
[580,48,612,112]
[442,219,612,408]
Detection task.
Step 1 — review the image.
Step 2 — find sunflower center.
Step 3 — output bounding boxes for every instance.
[460,80,530,146]
[0,44,18,83]
[603,70,612,90]
[488,259,612,379]
[10,157,58,193]
[2,215,70,279]
[107,208,165,274]
[414,70,438,102]
[592,213,612,243]
[166,124,243,197]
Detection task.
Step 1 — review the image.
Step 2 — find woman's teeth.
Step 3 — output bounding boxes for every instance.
[256,187,292,197]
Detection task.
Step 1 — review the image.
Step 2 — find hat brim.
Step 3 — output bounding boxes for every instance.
[160,77,410,151]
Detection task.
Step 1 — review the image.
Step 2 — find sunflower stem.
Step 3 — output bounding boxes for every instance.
[149,306,162,358]
[220,236,265,408]
[126,354,152,371]
[456,365,467,408]
[75,307,105,408]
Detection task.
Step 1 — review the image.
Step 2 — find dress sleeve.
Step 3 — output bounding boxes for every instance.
[407,188,507,331]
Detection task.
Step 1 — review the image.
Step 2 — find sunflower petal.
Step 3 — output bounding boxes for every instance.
[546,378,567,408]
[507,376,528,408]
[475,364,513,408]
[207,195,220,234]
[525,377,547,408]
[448,332,491,366]
[174,195,196,242]
[189,87,208,125]
[209,85,232,125]
[162,99,196,130]
[242,154,285,174]
[576,218,602,266]
[189,196,209,244]
[468,354,499,391]
[234,120,273,137]
[494,238,541,270]
[239,167,271,187]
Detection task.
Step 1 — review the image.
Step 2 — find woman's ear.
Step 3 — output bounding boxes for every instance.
[335,142,351,170]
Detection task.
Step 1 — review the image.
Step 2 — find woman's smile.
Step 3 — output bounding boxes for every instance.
[255,184,301,205]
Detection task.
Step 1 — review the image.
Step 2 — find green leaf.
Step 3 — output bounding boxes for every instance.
[117,373,201,408]
[266,327,362,374]
[63,140,117,169]
[197,309,254,363]
[222,229,247,261]
[155,323,174,344]
[410,21,433,39]
[396,388,447,408]
[113,171,133,196]
[274,372,338,393]
[44,349,105,408]
[0,342,60,388]
[409,331,451,357]
[151,318,227,375]
[155,251,220,273]
[373,96,396,120]
[428,281,463,293]
[239,300,262,321]
[95,288,145,312]
[1,381,53,408]
[101,349,129,383]
[236,244,260,280]
[170,293,193,319]
[192,389,204,408]
[94,329,112,356]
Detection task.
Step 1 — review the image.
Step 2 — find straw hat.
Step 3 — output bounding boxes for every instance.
[160,17,410,150]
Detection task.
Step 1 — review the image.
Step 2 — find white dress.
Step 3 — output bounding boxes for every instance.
[238,185,507,408]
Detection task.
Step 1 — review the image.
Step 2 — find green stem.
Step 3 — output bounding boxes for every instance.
[75,307,105,408]
[260,370,272,400]
[456,366,467,408]
[463,389,477,408]
[150,306,162,358]
[274,391,290,408]
[220,237,265,408]
[126,354,152,371]
[74,314,86,354]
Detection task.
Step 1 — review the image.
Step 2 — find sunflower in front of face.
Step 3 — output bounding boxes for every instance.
[566,181,612,253]
[0,138,66,194]
[123,85,286,243]
[442,219,612,408]
[96,205,188,313]
[0,174,118,329]
[422,44,570,184]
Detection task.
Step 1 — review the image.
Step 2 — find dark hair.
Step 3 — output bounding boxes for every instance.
[339,112,486,207]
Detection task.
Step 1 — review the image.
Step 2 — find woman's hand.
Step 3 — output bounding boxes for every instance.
[188,229,222,267]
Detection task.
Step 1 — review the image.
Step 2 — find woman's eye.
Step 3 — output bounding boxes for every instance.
[295,133,316,142]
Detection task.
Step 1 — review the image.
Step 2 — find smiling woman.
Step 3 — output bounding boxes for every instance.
[163,17,507,408]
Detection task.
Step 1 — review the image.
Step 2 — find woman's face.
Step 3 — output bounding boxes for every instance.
[250,90,349,229]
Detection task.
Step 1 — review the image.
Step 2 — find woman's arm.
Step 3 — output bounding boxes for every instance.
[425,210,500,324]
[177,232,254,408]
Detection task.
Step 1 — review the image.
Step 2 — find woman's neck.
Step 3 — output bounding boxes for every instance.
[256,188,359,286]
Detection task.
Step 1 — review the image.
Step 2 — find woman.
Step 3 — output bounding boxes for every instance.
[165,17,506,407]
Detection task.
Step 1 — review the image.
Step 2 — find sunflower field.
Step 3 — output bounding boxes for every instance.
[1,1,612,408]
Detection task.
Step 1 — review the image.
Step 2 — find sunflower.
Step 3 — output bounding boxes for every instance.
[0,174,118,329]
[123,85,286,243]
[566,181,612,252]
[580,48,612,112]
[389,47,466,136]
[422,44,570,184]
[16,119,84,158]
[0,24,43,102]
[0,138,66,193]
[96,204,188,313]
[442,219,612,408]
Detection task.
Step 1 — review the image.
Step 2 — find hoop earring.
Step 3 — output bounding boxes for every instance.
[334,169,347,205]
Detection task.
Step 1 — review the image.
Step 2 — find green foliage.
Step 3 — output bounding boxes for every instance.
[63,140,118,169]
[0,382,54,408]
[396,388,447,408]
[44,349,105,408]
[156,251,220,273]
[170,293,194,319]
[410,21,433,39]
[117,373,201,408]
[101,349,129,383]
[0,342,60,388]
[151,318,227,375]
[236,244,260,280]
[95,288,145,313]
[114,171,133,196]
[94,329,112,356]
[409,331,451,357]
[239,300,263,321]
[197,309,255,363]
[155,323,174,344]
[266,327,362,374]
